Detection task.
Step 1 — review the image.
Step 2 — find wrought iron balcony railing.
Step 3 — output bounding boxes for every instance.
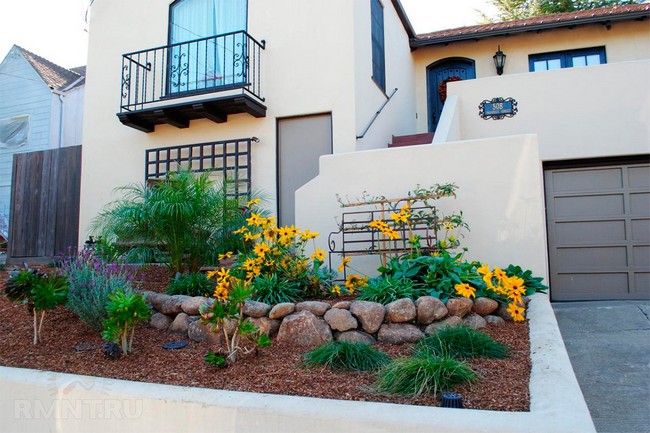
[120,31,265,114]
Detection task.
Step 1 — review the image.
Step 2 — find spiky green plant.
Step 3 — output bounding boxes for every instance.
[251,273,304,304]
[375,353,476,397]
[91,169,250,273]
[302,341,390,372]
[167,272,213,297]
[357,275,425,304]
[414,326,510,360]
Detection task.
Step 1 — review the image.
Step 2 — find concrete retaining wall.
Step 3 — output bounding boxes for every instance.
[0,293,595,433]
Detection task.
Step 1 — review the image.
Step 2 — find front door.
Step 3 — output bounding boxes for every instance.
[427,58,475,132]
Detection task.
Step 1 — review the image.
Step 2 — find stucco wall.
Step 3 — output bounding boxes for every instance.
[296,134,548,280]
[80,0,413,240]
[412,19,650,134]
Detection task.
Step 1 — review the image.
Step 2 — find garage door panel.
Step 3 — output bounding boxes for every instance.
[552,168,622,192]
[631,219,650,242]
[557,246,628,267]
[555,220,625,244]
[633,273,649,296]
[628,166,650,188]
[630,192,649,215]
[555,273,629,299]
[633,246,649,267]
[554,194,624,218]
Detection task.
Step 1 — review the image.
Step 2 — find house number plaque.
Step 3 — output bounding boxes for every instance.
[479,97,518,120]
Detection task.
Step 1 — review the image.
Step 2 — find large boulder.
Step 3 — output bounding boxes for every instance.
[243,300,272,318]
[159,295,190,315]
[332,301,351,310]
[268,302,295,320]
[188,321,223,345]
[349,301,385,334]
[181,296,210,315]
[169,312,190,334]
[149,293,172,312]
[446,298,474,318]
[385,298,417,323]
[378,324,424,344]
[249,317,281,337]
[150,312,173,330]
[276,311,333,347]
[484,315,506,325]
[295,301,331,317]
[424,316,464,335]
[472,297,499,316]
[463,313,487,330]
[324,308,358,332]
[415,296,448,324]
[335,330,376,345]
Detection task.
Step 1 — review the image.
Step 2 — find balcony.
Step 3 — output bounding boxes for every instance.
[117,31,266,133]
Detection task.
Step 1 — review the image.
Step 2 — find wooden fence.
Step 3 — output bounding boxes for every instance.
[7,146,82,264]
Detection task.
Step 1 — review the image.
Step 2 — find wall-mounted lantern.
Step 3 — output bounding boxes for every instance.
[493,46,506,76]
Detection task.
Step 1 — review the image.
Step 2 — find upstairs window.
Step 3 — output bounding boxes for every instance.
[168,0,248,93]
[529,47,606,72]
[370,0,385,92]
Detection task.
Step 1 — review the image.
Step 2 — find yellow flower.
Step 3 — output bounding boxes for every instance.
[233,226,248,235]
[213,281,229,301]
[311,249,326,262]
[253,242,270,257]
[338,257,351,272]
[454,283,476,299]
[507,303,526,322]
[218,252,233,261]
[263,227,278,241]
[477,263,490,275]
[442,221,454,231]
[242,258,256,271]
[244,232,261,242]
[344,274,368,293]
[331,285,341,296]
[369,220,388,230]
[246,212,261,226]
[493,266,507,282]
[382,228,399,240]
[206,270,219,280]
[260,216,276,230]
[301,229,319,241]
[247,198,261,207]
[215,267,230,282]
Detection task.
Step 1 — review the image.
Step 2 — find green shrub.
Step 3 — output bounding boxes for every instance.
[414,326,510,360]
[101,289,151,356]
[357,275,424,304]
[167,272,213,297]
[251,273,304,304]
[505,264,548,295]
[60,251,136,330]
[302,341,390,372]
[375,353,476,397]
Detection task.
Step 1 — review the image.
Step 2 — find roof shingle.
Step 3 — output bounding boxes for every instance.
[13,45,85,91]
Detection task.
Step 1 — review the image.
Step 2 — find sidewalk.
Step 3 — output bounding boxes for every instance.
[553,301,650,433]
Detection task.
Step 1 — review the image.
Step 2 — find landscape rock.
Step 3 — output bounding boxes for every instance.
[424,316,464,335]
[295,301,331,317]
[463,313,487,329]
[243,300,271,318]
[276,311,333,347]
[415,296,448,324]
[472,297,499,316]
[335,330,376,345]
[378,324,424,344]
[149,312,173,330]
[446,298,474,318]
[181,296,210,315]
[484,315,506,325]
[385,298,417,323]
[249,317,281,337]
[188,320,223,344]
[332,301,351,310]
[350,301,385,333]
[324,308,358,332]
[169,312,190,334]
[268,303,295,320]
[496,303,515,322]
[150,293,172,312]
[159,295,190,315]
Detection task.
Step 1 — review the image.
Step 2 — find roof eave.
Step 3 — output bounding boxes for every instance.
[391,0,416,39]
[411,10,649,48]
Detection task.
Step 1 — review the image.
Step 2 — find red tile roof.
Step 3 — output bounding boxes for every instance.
[14,45,85,91]
[413,3,650,47]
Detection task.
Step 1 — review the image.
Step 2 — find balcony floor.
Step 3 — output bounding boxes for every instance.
[117,93,266,133]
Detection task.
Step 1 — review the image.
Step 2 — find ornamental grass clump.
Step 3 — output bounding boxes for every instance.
[59,250,136,330]
[414,326,510,360]
[302,341,390,372]
[375,353,476,397]
[357,275,423,304]
[166,272,213,297]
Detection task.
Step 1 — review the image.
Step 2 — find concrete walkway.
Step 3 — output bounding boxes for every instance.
[553,301,650,433]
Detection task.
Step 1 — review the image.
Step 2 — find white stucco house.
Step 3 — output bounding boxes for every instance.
[0,45,85,239]
[79,1,649,301]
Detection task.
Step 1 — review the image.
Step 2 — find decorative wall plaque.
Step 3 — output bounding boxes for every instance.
[479,97,518,120]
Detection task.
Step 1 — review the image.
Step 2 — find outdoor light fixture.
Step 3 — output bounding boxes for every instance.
[493,46,506,76]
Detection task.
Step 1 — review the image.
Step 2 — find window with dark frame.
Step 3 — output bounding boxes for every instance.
[529,47,606,72]
[370,0,386,92]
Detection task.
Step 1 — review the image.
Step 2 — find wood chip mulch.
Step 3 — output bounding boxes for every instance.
[0,266,530,412]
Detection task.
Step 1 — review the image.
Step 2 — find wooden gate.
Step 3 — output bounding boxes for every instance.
[7,146,82,264]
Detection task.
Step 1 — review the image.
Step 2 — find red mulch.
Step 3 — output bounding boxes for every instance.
[0,266,530,411]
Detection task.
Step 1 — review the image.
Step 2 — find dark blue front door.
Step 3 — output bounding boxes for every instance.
[427,58,475,132]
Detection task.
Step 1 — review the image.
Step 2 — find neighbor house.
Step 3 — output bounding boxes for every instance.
[0,45,85,238]
[79,1,649,301]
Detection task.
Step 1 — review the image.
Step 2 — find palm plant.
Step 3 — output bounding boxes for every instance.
[91,169,246,273]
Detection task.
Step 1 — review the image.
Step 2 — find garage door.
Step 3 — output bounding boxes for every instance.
[545,161,649,301]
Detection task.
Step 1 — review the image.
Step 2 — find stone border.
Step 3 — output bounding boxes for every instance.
[0,293,595,433]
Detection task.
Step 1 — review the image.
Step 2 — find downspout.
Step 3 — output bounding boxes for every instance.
[51,90,65,149]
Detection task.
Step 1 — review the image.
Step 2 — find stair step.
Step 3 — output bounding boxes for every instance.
[389,132,434,148]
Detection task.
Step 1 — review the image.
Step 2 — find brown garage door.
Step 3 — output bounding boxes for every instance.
[545,160,649,301]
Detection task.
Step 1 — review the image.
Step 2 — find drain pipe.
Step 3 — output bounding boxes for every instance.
[51,90,65,149]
